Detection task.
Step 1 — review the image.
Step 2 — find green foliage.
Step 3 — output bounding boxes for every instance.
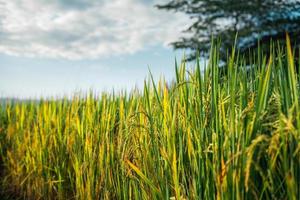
[157,0,300,60]
[0,38,300,199]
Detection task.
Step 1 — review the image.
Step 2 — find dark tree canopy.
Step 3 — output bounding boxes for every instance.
[157,0,300,60]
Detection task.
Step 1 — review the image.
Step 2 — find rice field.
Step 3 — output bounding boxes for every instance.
[0,35,299,199]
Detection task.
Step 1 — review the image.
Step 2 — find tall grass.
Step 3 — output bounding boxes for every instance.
[0,35,299,199]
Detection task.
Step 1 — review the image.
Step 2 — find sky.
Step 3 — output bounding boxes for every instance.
[0,0,191,99]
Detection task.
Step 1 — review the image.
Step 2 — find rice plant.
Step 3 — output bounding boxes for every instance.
[0,35,299,199]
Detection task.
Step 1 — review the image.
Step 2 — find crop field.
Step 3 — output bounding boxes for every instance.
[0,36,299,199]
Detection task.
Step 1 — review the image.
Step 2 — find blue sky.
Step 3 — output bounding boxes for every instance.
[0,0,190,99]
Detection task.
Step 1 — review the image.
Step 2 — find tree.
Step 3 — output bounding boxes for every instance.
[157,0,300,61]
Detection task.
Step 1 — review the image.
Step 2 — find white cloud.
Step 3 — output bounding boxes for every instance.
[0,0,190,60]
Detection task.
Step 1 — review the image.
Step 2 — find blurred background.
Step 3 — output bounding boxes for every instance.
[1,0,299,99]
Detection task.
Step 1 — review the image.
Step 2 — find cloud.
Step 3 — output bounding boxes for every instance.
[0,0,189,60]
